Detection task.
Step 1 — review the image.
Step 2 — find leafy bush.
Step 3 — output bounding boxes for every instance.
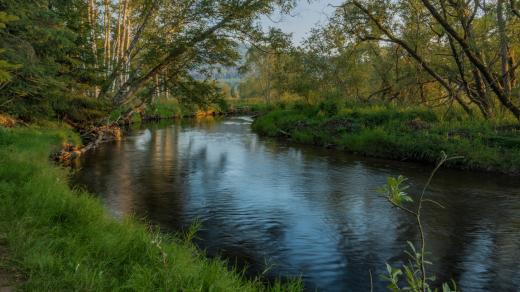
[318,100,339,116]
[53,96,110,124]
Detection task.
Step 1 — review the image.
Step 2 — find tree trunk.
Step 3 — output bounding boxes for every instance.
[419,0,520,120]
[110,15,231,105]
[103,0,111,72]
[87,0,99,97]
[497,0,512,97]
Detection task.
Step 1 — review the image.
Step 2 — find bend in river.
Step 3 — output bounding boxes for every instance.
[74,116,520,291]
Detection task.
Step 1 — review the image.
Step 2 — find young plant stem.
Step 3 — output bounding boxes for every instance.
[416,152,463,292]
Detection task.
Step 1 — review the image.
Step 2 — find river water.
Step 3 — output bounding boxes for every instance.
[74,116,520,291]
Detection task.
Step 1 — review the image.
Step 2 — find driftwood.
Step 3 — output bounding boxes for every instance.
[51,124,122,165]
[278,129,291,137]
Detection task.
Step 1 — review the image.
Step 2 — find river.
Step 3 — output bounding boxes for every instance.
[73,116,520,291]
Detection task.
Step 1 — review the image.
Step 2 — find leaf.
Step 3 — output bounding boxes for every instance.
[379,175,414,206]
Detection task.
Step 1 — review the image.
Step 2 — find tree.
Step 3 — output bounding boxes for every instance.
[240,0,520,120]
[240,28,293,103]
[0,11,20,86]
[95,0,297,109]
[0,0,297,122]
[339,0,520,119]
[0,0,93,120]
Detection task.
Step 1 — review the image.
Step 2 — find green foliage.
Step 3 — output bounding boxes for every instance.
[52,96,110,125]
[167,79,226,110]
[239,0,520,120]
[0,126,302,291]
[239,28,295,102]
[0,57,21,84]
[318,100,339,116]
[378,169,459,291]
[226,98,276,114]
[253,103,520,174]
[382,243,458,292]
[0,11,18,29]
[145,98,183,119]
[0,0,94,120]
[143,95,230,119]
[378,176,413,206]
[0,0,297,124]
[0,12,20,84]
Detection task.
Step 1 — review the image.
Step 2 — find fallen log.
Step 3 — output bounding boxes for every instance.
[278,129,291,137]
[51,124,122,165]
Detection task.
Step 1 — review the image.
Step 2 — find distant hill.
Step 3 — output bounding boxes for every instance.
[192,45,248,85]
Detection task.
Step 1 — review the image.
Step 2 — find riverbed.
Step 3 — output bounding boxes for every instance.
[74,116,520,291]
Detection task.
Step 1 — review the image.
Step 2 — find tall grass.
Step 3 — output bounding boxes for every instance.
[143,98,185,119]
[226,98,276,113]
[252,102,520,174]
[0,125,301,291]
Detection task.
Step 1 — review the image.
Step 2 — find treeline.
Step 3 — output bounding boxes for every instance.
[0,0,295,124]
[240,0,520,121]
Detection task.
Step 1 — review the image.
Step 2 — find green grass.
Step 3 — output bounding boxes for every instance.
[140,98,278,121]
[143,98,184,119]
[143,98,231,120]
[252,102,520,174]
[0,124,302,291]
[226,98,277,114]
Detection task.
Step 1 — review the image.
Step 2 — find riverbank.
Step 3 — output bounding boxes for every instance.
[252,103,520,174]
[138,98,274,121]
[0,124,301,291]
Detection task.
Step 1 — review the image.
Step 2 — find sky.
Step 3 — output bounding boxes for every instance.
[261,0,344,44]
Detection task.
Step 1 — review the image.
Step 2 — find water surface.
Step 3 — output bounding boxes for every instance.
[74,116,520,291]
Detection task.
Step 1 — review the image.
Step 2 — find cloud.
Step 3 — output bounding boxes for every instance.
[260,0,343,44]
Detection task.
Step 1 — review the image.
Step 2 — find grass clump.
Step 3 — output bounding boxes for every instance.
[227,98,277,114]
[144,98,184,119]
[0,125,301,291]
[252,102,520,174]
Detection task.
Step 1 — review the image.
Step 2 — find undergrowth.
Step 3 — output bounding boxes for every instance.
[252,102,520,174]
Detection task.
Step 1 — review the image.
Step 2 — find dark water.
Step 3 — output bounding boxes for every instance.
[74,116,520,291]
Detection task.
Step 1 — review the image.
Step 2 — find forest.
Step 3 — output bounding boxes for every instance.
[2,0,520,124]
[241,0,520,173]
[1,0,520,291]
[0,0,294,124]
[242,0,520,118]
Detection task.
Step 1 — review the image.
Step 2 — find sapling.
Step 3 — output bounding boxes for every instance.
[378,152,461,292]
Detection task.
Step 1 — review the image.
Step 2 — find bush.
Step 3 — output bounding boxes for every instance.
[53,96,109,124]
[318,100,339,116]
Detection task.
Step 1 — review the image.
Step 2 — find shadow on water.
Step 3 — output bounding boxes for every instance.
[73,116,520,291]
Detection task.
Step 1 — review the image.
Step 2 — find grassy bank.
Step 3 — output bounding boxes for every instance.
[0,124,301,291]
[226,98,276,114]
[139,98,275,121]
[252,102,520,174]
[141,98,195,119]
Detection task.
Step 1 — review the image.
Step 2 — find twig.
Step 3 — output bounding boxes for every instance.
[415,152,463,292]
[369,269,374,292]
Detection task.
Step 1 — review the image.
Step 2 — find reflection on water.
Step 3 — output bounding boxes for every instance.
[74,116,520,291]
